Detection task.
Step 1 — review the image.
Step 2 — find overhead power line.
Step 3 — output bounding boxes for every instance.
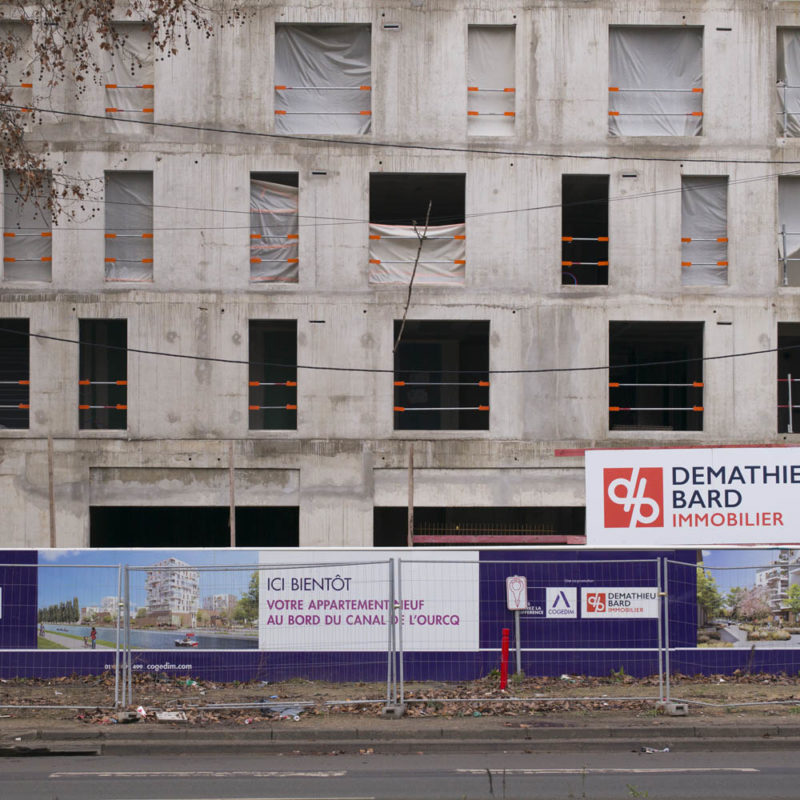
[1,325,798,378]
[6,102,800,166]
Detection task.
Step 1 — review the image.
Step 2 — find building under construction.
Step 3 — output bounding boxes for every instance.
[1,1,799,548]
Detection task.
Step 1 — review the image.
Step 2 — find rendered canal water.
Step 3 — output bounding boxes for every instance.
[45,625,258,649]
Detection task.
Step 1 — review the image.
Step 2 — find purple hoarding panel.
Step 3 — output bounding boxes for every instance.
[0,551,37,649]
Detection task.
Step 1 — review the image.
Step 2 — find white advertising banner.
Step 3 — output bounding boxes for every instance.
[258,550,479,652]
[586,447,800,546]
[581,587,659,619]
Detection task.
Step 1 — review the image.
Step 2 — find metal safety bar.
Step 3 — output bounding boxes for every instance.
[468,86,515,92]
[275,110,371,116]
[105,83,154,89]
[105,233,153,239]
[370,234,465,241]
[0,379,29,385]
[3,231,51,237]
[681,261,728,267]
[275,84,371,91]
[610,381,703,388]
[394,380,489,387]
[610,405,703,412]
[105,107,153,114]
[250,234,298,240]
[562,236,609,243]
[0,403,29,409]
[609,111,703,117]
[394,405,489,412]
[681,237,727,243]
[562,260,608,267]
[248,404,297,410]
[249,380,297,387]
[79,403,127,410]
[467,111,515,117]
[79,380,127,386]
[609,87,703,94]
[250,257,299,264]
[3,256,51,262]
[104,258,153,263]
[369,259,465,265]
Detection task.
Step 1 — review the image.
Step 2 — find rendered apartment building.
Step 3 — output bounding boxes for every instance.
[1,1,799,548]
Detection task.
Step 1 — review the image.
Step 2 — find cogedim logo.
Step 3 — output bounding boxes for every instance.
[603,467,664,528]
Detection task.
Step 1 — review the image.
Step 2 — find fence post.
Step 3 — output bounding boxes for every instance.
[115,564,122,707]
[663,559,672,703]
[398,558,406,706]
[788,373,794,434]
[124,564,131,707]
[657,557,664,702]
[387,558,395,706]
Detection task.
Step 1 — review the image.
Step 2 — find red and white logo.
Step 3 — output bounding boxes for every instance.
[585,592,606,614]
[603,467,663,528]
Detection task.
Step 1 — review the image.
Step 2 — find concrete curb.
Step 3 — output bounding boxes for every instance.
[3,723,800,756]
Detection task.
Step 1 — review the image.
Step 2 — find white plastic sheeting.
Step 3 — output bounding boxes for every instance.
[778,29,800,137]
[368,223,465,286]
[608,27,702,137]
[2,171,52,282]
[467,26,515,137]
[681,177,727,286]
[274,24,371,135]
[779,176,800,286]
[250,179,299,283]
[105,172,153,282]
[104,24,154,135]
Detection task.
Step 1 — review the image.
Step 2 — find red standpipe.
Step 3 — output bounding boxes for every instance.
[500,628,510,690]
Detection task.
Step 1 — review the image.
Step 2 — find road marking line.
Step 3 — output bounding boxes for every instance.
[49,771,346,779]
[457,768,759,775]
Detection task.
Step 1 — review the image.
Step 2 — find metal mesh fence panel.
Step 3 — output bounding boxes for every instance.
[398,557,663,705]
[0,560,121,709]
[123,559,394,708]
[666,556,800,707]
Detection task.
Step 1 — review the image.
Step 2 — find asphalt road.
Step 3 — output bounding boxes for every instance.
[3,750,800,800]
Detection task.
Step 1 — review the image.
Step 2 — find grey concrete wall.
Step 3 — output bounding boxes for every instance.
[1,0,799,546]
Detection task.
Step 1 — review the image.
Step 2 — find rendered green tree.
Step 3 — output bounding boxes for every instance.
[696,567,723,624]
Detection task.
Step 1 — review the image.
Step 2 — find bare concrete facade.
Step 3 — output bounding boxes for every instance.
[1,0,799,547]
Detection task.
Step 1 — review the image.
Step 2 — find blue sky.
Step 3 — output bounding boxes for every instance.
[700,549,784,594]
[37,549,258,610]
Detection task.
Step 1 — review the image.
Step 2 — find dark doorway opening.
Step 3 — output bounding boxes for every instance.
[90,507,299,548]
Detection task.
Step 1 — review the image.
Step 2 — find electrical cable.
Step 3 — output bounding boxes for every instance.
[1,325,799,377]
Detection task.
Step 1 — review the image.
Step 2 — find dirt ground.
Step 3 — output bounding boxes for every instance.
[3,671,800,725]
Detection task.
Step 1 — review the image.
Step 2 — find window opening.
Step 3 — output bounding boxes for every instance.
[3,170,52,281]
[250,173,299,283]
[779,176,800,286]
[778,322,800,433]
[778,29,800,137]
[374,507,585,547]
[0,22,33,118]
[249,320,297,430]
[369,173,465,286]
[681,176,728,286]
[393,320,489,431]
[104,23,154,134]
[79,319,127,430]
[105,171,153,282]
[609,321,703,432]
[0,319,29,429]
[608,26,703,137]
[561,175,608,285]
[274,24,371,135]
[467,25,515,136]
